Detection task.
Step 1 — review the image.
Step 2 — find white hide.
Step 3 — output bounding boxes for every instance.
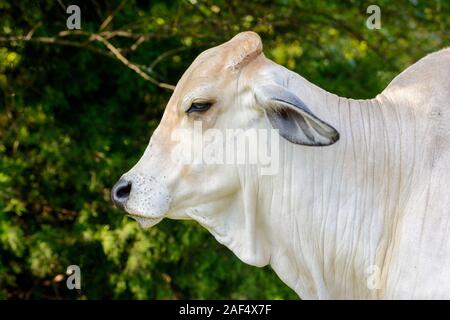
[118,32,450,299]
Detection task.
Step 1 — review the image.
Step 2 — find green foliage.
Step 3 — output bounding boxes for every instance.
[0,0,448,299]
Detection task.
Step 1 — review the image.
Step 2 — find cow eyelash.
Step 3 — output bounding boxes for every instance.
[186,102,212,114]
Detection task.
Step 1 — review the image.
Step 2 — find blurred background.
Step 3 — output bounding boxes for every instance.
[0,0,448,299]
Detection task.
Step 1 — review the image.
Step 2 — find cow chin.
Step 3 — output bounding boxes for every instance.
[130,216,163,229]
[124,191,170,228]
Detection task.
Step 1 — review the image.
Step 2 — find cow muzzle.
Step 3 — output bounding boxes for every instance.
[111,171,172,229]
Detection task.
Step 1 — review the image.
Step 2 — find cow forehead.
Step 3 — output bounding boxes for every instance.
[159,32,264,127]
[180,31,263,83]
[223,31,263,69]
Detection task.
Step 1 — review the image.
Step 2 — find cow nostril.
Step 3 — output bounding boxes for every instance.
[116,182,131,199]
[111,179,132,210]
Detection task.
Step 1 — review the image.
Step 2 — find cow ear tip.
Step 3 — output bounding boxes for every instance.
[329,129,340,144]
[333,131,340,142]
[317,128,340,146]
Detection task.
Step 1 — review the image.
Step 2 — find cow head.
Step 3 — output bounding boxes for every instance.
[111,31,339,266]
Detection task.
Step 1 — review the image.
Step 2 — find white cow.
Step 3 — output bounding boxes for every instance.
[112,32,450,299]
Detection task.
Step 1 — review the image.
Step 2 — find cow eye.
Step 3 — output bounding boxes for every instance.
[186,102,212,114]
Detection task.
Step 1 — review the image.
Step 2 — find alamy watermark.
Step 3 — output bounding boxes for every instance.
[365,265,381,290]
[366,5,381,30]
[63,4,381,33]
[66,5,81,30]
[170,121,280,176]
[66,264,81,290]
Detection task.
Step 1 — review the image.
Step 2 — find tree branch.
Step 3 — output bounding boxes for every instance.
[0,35,110,58]
[0,31,176,91]
[91,34,175,90]
[147,46,189,73]
[99,0,128,31]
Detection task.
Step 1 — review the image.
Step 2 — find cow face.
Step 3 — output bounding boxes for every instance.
[112,32,264,226]
[111,31,339,264]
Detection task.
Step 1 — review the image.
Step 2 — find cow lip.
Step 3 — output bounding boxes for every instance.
[127,214,163,229]
[124,206,166,220]
[127,213,164,219]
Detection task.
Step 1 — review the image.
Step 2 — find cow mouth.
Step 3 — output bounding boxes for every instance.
[127,214,163,229]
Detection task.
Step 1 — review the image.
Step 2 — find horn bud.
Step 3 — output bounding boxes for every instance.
[226,31,263,69]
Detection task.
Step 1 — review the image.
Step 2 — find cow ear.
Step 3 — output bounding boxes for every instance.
[255,84,340,146]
